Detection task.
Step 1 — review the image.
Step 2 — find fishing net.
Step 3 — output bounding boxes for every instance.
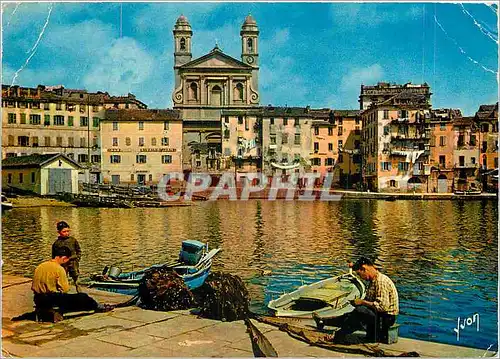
[138,267,195,311]
[192,272,250,322]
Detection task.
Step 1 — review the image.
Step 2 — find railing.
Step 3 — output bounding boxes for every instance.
[454,163,479,169]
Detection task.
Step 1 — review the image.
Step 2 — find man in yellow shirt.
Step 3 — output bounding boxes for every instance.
[32,246,113,322]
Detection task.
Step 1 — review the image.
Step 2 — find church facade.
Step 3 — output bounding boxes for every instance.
[172,15,260,174]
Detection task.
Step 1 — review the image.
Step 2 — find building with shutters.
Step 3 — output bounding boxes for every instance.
[100,109,183,185]
[1,84,147,183]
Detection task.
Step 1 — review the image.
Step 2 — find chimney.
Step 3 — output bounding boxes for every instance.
[37,85,44,97]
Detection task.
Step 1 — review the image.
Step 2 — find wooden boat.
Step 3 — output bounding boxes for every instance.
[267,271,366,319]
[88,241,221,295]
[1,195,13,211]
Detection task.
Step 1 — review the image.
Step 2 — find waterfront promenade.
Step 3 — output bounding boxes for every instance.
[2,275,494,357]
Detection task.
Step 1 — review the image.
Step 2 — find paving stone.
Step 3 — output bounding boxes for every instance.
[2,328,15,338]
[32,337,131,357]
[110,307,178,323]
[128,315,217,339]
[197,320,251,343]
[150,334,230,357]
[212,346,254,357]
[68,314,142,332]
[95,329,163,349]
[2,275,32,288]
[2,339,41,357]
[17,328,54,338]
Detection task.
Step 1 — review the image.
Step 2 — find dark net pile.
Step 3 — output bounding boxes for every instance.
[192,272,250,322]
[138,268,195,311]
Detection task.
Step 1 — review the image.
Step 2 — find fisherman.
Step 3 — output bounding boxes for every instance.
[313,257,399,343]
[32,246,114,322]
[52,221,82,292]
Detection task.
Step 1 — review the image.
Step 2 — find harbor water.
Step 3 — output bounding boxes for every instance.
[2,199,497,350]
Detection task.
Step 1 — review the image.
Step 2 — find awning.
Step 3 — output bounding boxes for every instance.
[270,162,300,170]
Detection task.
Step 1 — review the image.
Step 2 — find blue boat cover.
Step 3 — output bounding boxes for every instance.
[182,240,205,250]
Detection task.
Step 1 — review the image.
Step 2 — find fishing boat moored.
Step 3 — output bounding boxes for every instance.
[87,240,221,295]
[1,195,13,211]
[267,270,366,319]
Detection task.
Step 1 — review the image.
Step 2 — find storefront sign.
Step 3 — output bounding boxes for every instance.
[106,148,177,153]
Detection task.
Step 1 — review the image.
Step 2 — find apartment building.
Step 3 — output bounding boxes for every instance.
[101,109,183,185]
[1,84,146,182]
[474,103,498,191]
[359,82,431,110]
[428,109,460,193]
[220,109,261,175]
[260,106,313,179]
[310,110,362,187]
[362,92,431,192]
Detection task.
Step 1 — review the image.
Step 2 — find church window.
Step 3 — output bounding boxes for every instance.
[180,38,186,51]
[247,38,253,52]
[211,85,222,106]
[189,82,198,101]
[234,83,244,101]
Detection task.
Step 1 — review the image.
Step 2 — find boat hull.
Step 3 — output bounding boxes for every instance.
[267,273,366,319]
[87,248,221,296]
[2,203,13,211]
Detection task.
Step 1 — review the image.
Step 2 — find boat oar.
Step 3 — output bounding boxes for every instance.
[194,248,222,270]
[244,317,278,357]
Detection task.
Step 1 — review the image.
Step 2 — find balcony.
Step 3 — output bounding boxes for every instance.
[391,117,409,123]
[391,134,428,140]
[454,163,479,169]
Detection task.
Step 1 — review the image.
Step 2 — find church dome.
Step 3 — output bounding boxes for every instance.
[176,15,189,24]
[174,14,192,32]
[243,14,256,25]
[241,14,258,33]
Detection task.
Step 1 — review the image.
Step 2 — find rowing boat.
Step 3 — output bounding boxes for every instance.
[267,271,366,318]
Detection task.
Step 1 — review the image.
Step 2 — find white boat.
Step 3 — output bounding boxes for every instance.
[1,195,13,211]
[267,271,366,318]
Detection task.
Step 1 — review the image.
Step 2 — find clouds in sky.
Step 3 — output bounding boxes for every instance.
[330,3,422,28]
[2,2,498,115]
[83,37,155,95]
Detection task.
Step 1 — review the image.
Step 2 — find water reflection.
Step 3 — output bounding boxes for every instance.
[2,200,497,350]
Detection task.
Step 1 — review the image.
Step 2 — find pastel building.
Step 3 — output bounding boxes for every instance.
[428,109,460,193]
[260,106,313,179]
[2,84,146,183]
[310,110,362,187]
[362,92,431,192]
[100,109,183,185]
[220,109,261,175]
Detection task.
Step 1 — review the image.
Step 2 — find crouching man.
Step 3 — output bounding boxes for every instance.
[314,257,399,343]
[32,246,114,322]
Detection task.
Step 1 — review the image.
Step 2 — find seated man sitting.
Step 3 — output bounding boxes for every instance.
[313,257,399,343]
[32,246,114,322]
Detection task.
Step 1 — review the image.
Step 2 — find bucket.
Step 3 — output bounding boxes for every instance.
[108,266,122,278]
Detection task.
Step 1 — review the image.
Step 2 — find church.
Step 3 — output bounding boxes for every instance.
[172,14,260,173]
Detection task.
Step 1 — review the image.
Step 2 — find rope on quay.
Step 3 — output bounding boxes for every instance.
[253,315,420,357]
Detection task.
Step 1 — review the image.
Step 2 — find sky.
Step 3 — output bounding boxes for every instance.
[2,1,498,116]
